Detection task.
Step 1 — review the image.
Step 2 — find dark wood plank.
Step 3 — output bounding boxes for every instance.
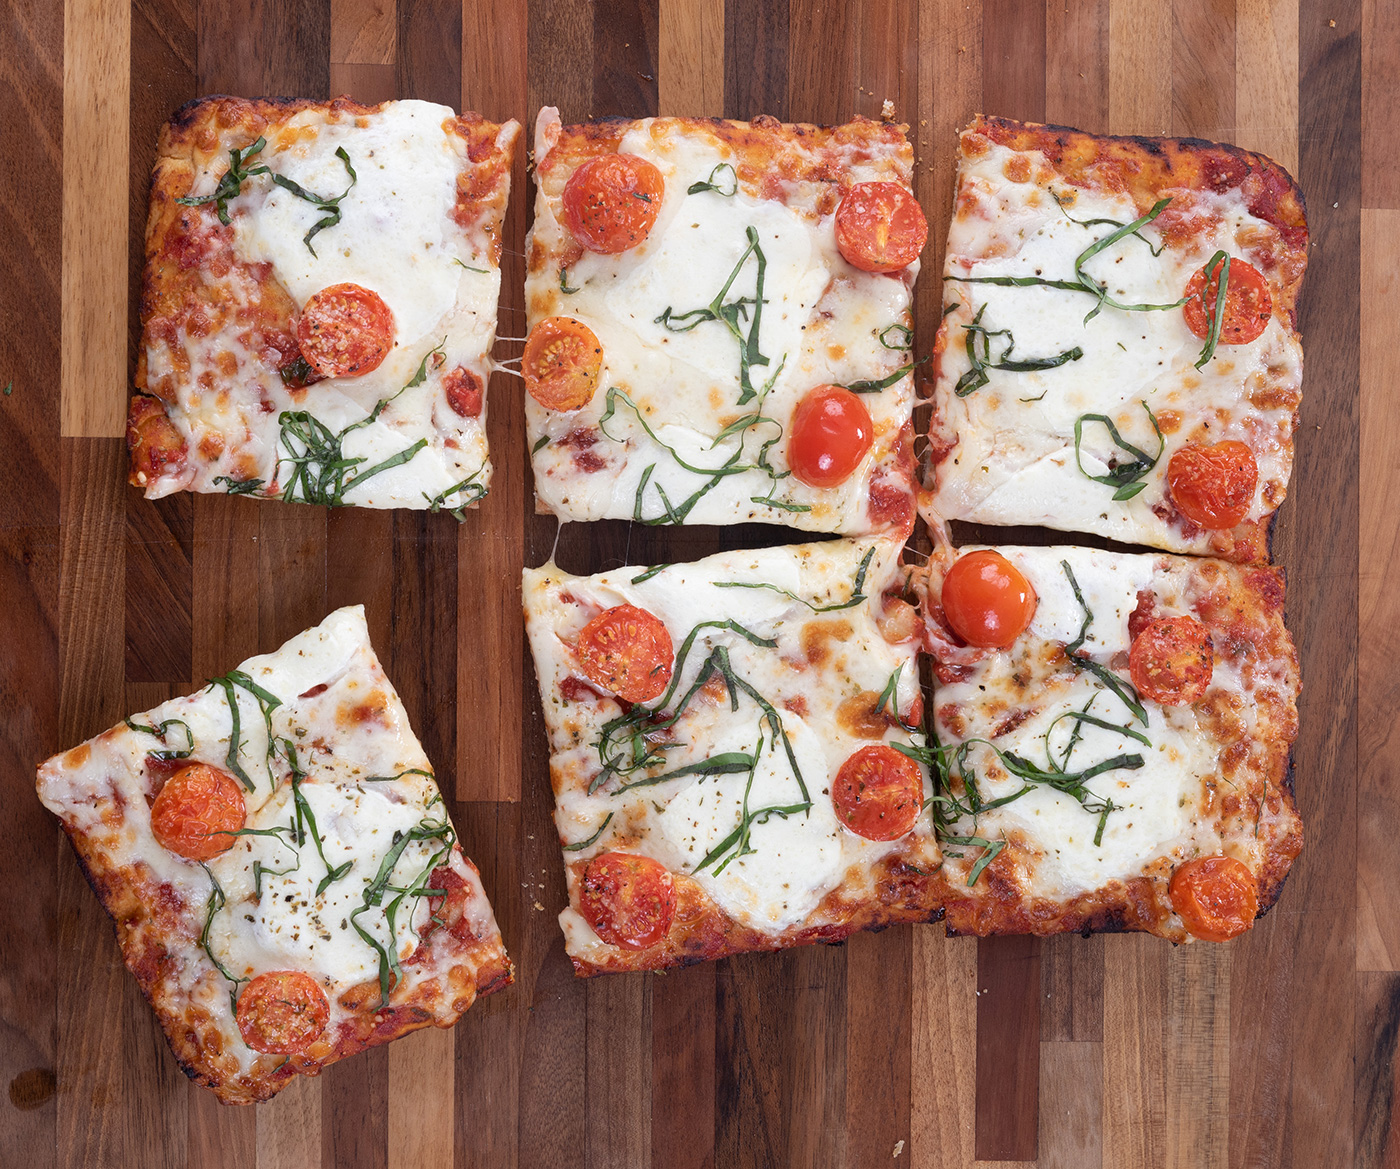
[593,0,659,118]
[1358,972,1400,1169]
[981,0,1046,124]
[846,929,912,1166]
[396,0,461,108]
[0,3,67,1166]
[651,966,717,1169]
[1230,6,1360,1169]
[974,934,1041,1160]
[723,0,787,121]
[1041,933,1104,1043]
[196,0,330,95]
[1046,0,1109,132]
[787,0,853,123]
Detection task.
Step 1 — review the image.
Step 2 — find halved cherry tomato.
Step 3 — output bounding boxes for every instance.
[832,744,923,841]
[236,971,330,1054]
[523,317,603,411]
[1182,257,1271,345]
[576,604,674,702]
[1167,441,1258,530]
[1129,615,1213,706]
[149,763,246,860]
[835,182,928,273]
[1169,855,1258,941]
[297,283,395,378]
[562,154,665,254]
[789,385,874,488]
[443,365,484,418]
[940,550,1038,649]
[580,852,676,950]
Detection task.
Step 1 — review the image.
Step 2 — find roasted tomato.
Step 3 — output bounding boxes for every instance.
[789,385,874,488]
[832,744,923,841]
[580,852,676,949]
[523,317,603,411]
[1129,615,1213,706]
[1166,441,1258,530]
[835,182,928,273]
[562,154,665,254]
[576,604,674,702]
[296,283,395,378]
[149,763,246,860]
[236,971,330,1053]
[940,550,1038,649]
[1169,855,1259,941]
[1183,257,1271,345]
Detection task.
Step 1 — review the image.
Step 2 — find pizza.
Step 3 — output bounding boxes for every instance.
[522,109,925,536]
[914,542,1301,941]
[35,607,511,1104]
[522,537,942,975]
[128,96,520,514]
[926,115,1308,563]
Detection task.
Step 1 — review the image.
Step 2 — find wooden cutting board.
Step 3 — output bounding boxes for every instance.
[1,0,1391,1165]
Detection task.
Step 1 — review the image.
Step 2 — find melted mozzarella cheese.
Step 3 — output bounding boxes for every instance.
[233,102,464,350]
[931,138,1302,551]
[524,115,917,532]
[933,546,1238,900]
[524,537,938,949]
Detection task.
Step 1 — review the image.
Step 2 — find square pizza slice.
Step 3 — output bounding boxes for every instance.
[915,543,1302,942]
[523,537,941,976]
[36,607,511,1104]
[522,109,926,536]
[926,115,1308,562]
[129,96,520,513]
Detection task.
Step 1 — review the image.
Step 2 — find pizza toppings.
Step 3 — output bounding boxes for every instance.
[1167,441,1258,529]
[941,551,1038,649]
[576,604,674,702]
[524,317,603,411]
[1183,257,1271,346]
[1169,855,1259,941]
[789,386,874,488]
[443,365,484,417]
[235,970,330,1054]
[149,763,247,860]
[835,181,928,273]
[580,852,676,949]
[562,154,665,254]
[1129,615,1214,706]
[296,283,395,379]
[832,744,923,841]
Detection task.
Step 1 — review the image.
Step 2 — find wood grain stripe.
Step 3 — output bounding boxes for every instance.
[982,0,1046,123]
[1363,0,1400,207]
[1357,971,1400,1169]
[1236,0,1298,175]
[1360,207,1400,974]
[458,0,527,803]
[659,0,724,116]
[975,935,1041,1161]
[1173,0,1235,139]
[1108,0,1172,133]
[331,0,394,64]
[1231,5,1359,1168]
[61,0,129,438]
[911,932,977,1169]
[1046,0,1110,132]
[723,0,787,120]
[1038,1040,1103,1169]
[788,0,853,123]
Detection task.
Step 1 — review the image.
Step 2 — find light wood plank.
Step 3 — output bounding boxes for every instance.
[1038,1041,1103,1169]
[328,62,397,103]
[1362,0,1399,207]
[1172,0,1235,140]
[257,1075,323,1169]
[61,0,129,438]
[585,974,652,1168]
[1236,0,1299,175]
[659,0,724,116]
[1107,0,1171,134]
[331,0,395,66]
[1102,935,1166,1169]
[1359,207,1400,974]
[387,1027,455,1169]
[911,932,976,1169]
[1163,946,1230,1169]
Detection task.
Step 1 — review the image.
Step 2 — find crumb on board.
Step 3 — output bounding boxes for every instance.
[881,98,895,121]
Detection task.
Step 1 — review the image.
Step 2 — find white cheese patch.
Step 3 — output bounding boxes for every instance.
[930,137,1302,552]
[212,781,440,986]
[232,101,463,350]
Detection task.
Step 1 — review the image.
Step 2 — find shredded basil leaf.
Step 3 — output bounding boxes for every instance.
[205,670,282,791]
[1072,401,1165,501]
[954,304,1084,397]
[562,813,614,852]
[124,716,195,761]
[711,545,876,613]
[1192,250,1232,369]
[842,355,929,393]
[687,162,738,197]
[213,475,265,496]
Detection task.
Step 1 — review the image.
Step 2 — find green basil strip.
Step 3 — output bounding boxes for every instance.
[879,323,914,349]
[874,664,902,716]
[630,563,671,584]
[206,670,282,791]
[560,268,581,294]
[363,767,436,783]
[1073,401,1165,501]
[197,864,247,1013]
[124,716,195,760]
[423,468,488,521]
[687,162,738,197]
[842,355,929,393]
[532,434,551,454]
[1192,250,1231,369]
[955,304,1083,397]
[562,813,614,852]
[1059,560,1150,725]
[711,545,875,613]
[616,752,756,792]
[212,476,265,496]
